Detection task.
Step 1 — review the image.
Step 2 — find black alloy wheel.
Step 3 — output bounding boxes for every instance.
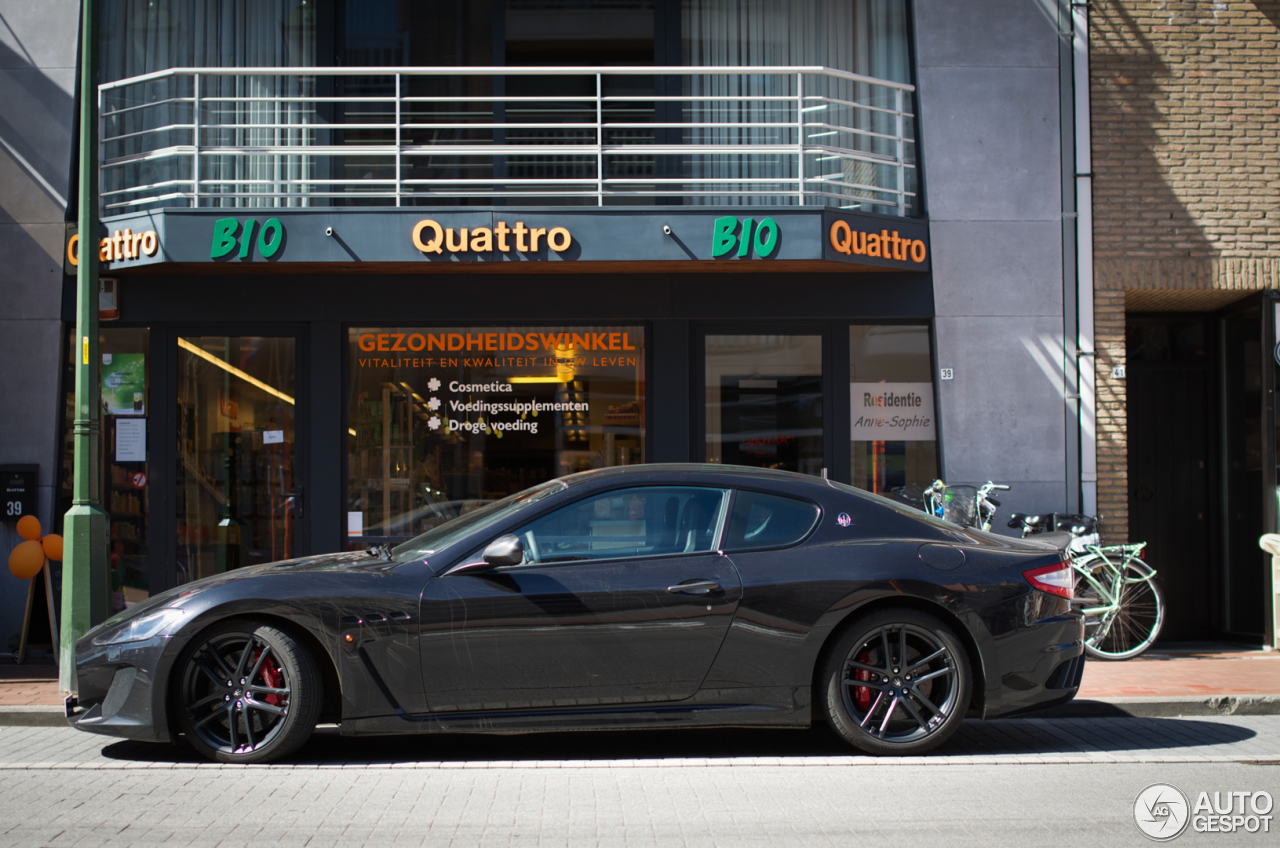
[174,619,321,764]
[822,608,971,756]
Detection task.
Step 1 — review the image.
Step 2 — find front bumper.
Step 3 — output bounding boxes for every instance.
[66,635,176,744]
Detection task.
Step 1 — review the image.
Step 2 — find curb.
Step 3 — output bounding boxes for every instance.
[0,706,66,728]
[1035,695,1280,719]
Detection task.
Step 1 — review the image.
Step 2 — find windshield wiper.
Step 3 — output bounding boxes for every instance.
[366,543,394,561]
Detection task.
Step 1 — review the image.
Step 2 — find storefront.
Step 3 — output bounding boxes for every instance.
[59,208,939,608]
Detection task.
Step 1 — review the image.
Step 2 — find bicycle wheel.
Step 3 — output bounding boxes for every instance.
[1082,560,1165,660]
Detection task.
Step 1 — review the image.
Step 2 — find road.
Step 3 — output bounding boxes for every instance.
[1,717,1277,847]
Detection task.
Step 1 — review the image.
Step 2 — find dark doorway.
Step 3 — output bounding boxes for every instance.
[1127,316,1217,640]
[1221,305,1267,640]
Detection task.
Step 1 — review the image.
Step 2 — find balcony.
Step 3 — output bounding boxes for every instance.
[99,66,917,216]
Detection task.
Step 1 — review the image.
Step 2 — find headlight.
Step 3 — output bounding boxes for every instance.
[91,608,187,646]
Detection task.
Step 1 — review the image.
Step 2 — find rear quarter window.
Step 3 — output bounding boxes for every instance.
[722,491,820,552]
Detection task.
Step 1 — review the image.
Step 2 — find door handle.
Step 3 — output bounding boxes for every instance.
[278,489,303,519]
[667,580,720,595]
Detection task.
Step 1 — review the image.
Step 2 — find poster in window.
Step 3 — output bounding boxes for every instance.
[102,353,146,415]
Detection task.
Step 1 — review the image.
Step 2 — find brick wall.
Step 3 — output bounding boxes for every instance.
[1092,0,1279,265]
[1089,0,1280,541]
[1093,290,1128,541]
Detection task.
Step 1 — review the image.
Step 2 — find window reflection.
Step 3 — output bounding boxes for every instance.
[704,334,824,475]
[175,337,297,582]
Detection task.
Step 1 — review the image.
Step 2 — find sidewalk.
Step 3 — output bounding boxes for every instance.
[2,643,1277,724]
[1064,641,1280,717]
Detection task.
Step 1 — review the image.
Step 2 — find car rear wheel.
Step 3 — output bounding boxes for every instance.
[174,619,321,764]
[821,608,971,756]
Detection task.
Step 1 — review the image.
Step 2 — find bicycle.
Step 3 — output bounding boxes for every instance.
[914,481,1166,660]
[919,479,1009,532]
[1007,511,1165,660]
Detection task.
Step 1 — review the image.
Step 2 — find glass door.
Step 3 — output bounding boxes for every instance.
[701,332,825,476]
[175,335,302,583]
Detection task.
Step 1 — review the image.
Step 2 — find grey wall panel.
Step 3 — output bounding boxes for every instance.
[915,66,1062,223]
[0,319,64,486]
[0,224,66,318]
[0,66,74,207]
[929,220,1063,318]
[0,0,80,69]
[0,146,67,226]
[913,0,1060,70]
[935,315,1067,493]
[0,0,80,646]
[916,0,1071,518]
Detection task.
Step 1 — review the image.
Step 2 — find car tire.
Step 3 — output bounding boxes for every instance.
[821,607,971,756]
[173,619,322,764]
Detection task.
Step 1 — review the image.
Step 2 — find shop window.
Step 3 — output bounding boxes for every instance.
[849,324,936,494]
[704,334,823,475]
[515,486,727,564]
[175,336,297,583]
[60,328,152,610]
[721,491,819,552]
[347,326,645,543]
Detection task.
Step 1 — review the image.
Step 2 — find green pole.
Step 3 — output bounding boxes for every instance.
[60,0,110,694]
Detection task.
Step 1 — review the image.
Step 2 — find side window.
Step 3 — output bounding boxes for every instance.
[722,491,820,552]
[516,487,728,564]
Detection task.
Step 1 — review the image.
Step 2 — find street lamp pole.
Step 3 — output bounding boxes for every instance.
[60,0,109,693]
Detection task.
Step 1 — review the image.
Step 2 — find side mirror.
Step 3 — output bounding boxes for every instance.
[482,534,524,567]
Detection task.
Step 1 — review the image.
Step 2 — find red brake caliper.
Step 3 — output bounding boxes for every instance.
[854,651,872,710]
[252,650,283,707]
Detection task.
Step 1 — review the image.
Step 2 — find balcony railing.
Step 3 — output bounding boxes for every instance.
[99,66,917,215]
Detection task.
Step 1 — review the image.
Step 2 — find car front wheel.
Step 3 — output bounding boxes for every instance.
[174,619,322,764]
[821,608,971,756]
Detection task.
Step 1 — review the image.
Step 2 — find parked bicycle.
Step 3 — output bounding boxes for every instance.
[903,479,1165,660]
[1008,511,1164,660]
[920,479,1008,532]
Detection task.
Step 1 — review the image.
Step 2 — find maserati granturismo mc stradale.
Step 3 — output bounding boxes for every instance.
[68,464,1084,762]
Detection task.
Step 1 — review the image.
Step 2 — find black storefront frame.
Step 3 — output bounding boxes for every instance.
[63,264,936,585]
[693,321,843,479]
[146,323,313,594]
[692,319,940,487]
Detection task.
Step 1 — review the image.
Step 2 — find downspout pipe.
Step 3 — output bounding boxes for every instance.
[1073,1,1098,516]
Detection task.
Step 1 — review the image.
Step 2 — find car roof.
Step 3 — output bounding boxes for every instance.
[556,463,831,491]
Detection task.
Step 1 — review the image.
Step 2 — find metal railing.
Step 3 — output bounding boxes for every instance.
[99,66,917,215]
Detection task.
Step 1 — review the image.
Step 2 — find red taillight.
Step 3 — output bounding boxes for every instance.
[1024,560,1074,600]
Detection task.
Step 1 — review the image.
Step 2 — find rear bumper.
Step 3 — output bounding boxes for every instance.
[980,602,1086,720]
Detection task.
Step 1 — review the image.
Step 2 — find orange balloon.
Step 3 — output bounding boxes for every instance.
[16,515,41,541]
[8,540,45,580]
[41,534,64,561]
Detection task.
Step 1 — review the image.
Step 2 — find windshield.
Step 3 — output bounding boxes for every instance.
[391,480,567,562]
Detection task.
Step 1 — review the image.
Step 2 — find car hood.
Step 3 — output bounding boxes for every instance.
[87,550,393,635]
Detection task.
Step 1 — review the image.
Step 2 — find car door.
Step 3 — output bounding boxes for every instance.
[419,485,742,712]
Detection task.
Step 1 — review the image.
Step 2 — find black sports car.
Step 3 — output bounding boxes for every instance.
[68,464,1084,763]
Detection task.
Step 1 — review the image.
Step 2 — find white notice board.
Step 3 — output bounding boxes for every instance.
[850,383,935,441]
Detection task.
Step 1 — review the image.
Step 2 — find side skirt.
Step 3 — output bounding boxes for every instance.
[338,702,809,737]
